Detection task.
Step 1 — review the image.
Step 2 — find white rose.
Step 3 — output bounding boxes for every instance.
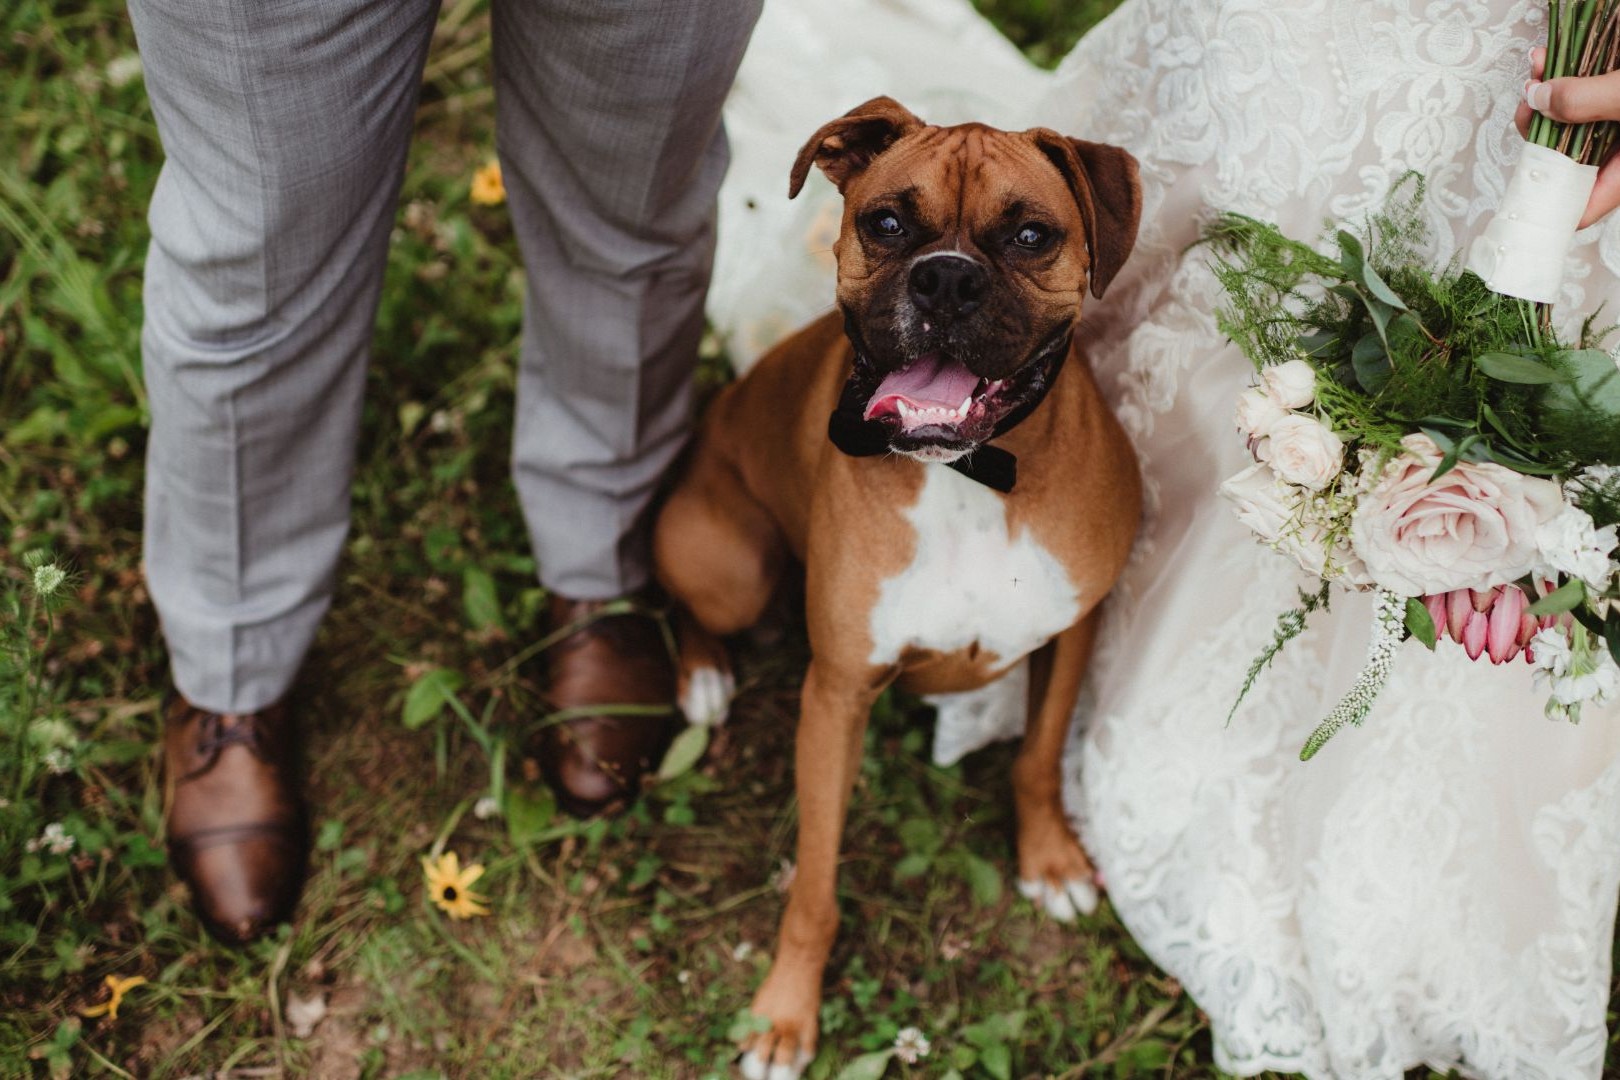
[1350,434,1564,596]
[1261,359,1317,409]
[1267,415,1344,491]
[1535,503,1619,592]
[1234,388,1287,440]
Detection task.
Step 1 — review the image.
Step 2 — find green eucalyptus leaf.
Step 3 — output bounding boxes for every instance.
[1428,433,1479,483]
[1526,578,1586,617]
[1544,348,1620,419]
[1351,331,1392,393]
[1404,597,1438,650]
[1474,352,1569,385]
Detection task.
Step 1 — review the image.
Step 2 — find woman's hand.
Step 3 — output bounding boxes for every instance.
[1516,45,1620,227]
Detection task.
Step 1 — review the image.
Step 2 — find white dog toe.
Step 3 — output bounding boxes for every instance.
[766,1059,806,1080]
[1020,877,1097,922]
[681,666,734,727]
[740,1050,769,1080]
[1065,877,1099,916]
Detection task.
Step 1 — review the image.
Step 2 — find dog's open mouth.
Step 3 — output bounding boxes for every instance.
[861,353,1005,440]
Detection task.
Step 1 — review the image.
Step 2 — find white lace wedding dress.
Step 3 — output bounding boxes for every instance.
[710,1,1620,1076]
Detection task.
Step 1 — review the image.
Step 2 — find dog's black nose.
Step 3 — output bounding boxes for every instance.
[908,254,988,318]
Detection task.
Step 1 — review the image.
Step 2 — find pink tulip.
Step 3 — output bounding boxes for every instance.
[1425,593,1449,638]
[1421,584,1539,665]
[1485,584,1525,663]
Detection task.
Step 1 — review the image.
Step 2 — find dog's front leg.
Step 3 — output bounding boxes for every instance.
[740,660,880,1080]
[1013,613,1102,922]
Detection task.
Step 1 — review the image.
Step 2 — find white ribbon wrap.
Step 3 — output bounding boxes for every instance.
[1466,143,1597,303]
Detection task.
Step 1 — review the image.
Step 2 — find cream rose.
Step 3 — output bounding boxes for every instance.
[1267,415,1343,491]
[1350,434,1564,595]
[1221,462,1367,582]
[1261,359,1317,409]
[1234,388,1287,440]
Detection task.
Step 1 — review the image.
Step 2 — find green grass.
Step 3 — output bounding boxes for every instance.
[0,1,1579,1078]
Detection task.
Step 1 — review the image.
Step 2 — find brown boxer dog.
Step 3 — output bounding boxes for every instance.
[653,97,1142,1078]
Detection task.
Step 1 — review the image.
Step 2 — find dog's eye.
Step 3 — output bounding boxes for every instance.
[866,211,906,238]
[1012,223,1052,250]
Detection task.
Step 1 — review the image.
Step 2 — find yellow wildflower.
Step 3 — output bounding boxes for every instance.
[80,974,147,1020]
[421,850,490,919]
[470,161,505,206]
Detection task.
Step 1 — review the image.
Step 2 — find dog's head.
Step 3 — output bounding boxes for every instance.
[791,97,1141,463]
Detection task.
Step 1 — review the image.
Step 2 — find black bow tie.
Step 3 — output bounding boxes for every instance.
[825,335,1071,494]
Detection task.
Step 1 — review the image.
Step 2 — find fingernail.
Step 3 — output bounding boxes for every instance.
[1527,80,1550,111]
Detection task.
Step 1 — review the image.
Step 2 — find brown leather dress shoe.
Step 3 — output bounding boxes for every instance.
[163,698,308,945]
[532,592,679,817]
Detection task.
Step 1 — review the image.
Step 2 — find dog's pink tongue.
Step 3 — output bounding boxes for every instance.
[865,353,979,417]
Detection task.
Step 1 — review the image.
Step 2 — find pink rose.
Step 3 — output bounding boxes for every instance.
[1351,434,1563,595]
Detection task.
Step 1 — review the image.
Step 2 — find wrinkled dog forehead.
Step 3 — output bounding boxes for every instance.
[846,125,1086,230]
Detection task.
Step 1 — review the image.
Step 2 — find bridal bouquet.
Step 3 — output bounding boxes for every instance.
[1211,1,1620,758]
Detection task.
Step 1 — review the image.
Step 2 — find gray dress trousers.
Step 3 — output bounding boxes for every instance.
[128,0,763,713]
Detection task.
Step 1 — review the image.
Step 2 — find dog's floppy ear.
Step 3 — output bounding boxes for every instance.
[1028,130,1142,299]
[789,97,926,199]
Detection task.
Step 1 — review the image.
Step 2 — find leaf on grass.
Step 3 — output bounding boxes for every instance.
[656,723,709,781]
[898,817,943,856]
[1403,597,1437,650]
[1474,352,1569,385]
[978,1043,1012,1080]
[402,667,465,730]
[461,566,506,633]
[835,1050,896,1080]
[956,851,1003,907]
[504,785,557,848]
[1526,578,1586,616]
[893,852,932,882]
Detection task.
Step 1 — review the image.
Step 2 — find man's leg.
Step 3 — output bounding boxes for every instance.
[492,0,762,811]
[130,0,437,941]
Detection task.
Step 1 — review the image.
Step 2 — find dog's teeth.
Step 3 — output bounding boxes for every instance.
[958,395,973,414]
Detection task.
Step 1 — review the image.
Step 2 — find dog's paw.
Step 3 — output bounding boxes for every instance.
[679,665,735,727]
[1018,875,1099,922]
[739,1046,813,1080]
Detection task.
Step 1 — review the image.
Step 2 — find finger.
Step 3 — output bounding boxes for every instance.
[1515,98,1533,139]
[1531,45,1546,81]
[1580,153,1620,228]
[1528,70,1620,124]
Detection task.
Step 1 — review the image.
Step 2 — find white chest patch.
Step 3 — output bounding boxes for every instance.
[868,465,1081,667]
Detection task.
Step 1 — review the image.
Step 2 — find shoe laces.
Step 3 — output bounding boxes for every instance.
[179,711,270,782]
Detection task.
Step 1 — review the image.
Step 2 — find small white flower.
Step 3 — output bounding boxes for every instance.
[1536,504,1619,593]
[676,969,691,986]
[105,54,143,88]
[473,795,500,820]
[1234,388,1287,441]
[769,859,797,894]
[731,941,755,962]
[36,822,75,856]
[31,563,67,598]
[1266,415,1344,491]
[1531,626,1620,720]
[893,1027,931,1064]
[1529,626,1574,677]
[1261,358,1317,409]
[43,747,72,775]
